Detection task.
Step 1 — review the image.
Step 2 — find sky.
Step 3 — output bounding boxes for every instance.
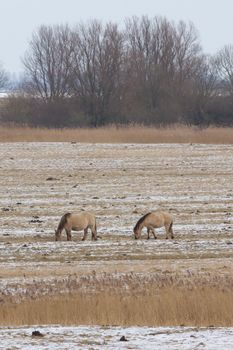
[1,0,233,75]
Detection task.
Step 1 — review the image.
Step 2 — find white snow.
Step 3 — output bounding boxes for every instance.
[0,325,232,350]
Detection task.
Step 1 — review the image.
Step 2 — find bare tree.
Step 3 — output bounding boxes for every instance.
[215,44,233,96]
[14,15,229,127]
[71,20,124,126]
[0,63,9,89]
[195,56,217,104]
[124,16,174,122]
[22,24,74,102]
[124,16,203,123]
[181,55,218,124]
[174,21,201,83]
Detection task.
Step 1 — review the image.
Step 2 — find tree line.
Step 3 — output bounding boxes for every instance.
[1,16,233,127]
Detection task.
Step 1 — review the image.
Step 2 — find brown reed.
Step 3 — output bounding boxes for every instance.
[0,125,232,143]
[1,287,233,327]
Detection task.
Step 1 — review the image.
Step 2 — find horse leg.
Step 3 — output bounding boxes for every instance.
[151,228,157,239]
[82,228,88,241]
[55,231,61,241]
[65,229,72,241]
[147,228,150,239]
[91,226,97,241]
[169,222,174,239]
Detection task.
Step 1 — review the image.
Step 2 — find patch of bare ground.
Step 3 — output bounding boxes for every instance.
[0,142,232,326]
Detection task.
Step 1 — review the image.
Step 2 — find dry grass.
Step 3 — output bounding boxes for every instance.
[1,287,233,327]
[0,125,232,143]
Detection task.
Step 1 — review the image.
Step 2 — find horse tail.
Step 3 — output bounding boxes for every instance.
[58,212,71,231]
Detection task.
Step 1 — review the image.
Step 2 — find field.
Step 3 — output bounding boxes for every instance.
[0,141,233,347]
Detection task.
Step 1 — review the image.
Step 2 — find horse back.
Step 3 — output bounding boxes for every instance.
[70,212,96,229]
[147,211,173,227]
[161,211,173,224]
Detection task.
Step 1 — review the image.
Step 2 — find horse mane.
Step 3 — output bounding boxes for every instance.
[134,212,151,231]
[57,212,71,231]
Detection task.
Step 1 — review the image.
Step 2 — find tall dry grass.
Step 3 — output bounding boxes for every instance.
[0,125,232,143]
[1,287,233,326]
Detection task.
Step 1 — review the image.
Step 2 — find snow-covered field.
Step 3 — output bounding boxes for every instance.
[0,325,233,350]
[0,142,232,345]
[1,142,232,280]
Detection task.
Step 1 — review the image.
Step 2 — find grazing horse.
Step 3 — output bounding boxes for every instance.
[55,212,97,241]
[133,211,174,240]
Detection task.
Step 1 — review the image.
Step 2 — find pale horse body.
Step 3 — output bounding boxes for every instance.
[133,211,174,239]
[55,212,97,241]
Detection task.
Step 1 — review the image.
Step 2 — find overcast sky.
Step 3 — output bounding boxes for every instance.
[1,0,233,75]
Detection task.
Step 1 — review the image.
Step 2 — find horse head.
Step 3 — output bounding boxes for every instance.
[55,229,61,241]
[133,226,140,239]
